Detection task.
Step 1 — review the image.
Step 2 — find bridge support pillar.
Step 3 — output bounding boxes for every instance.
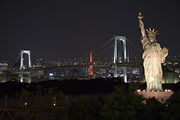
[113,35,128,83]
[20,50,32,70]
[123,67,127,83]
[114,65,118,78]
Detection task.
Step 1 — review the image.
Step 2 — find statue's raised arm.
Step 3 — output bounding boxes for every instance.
[138,12,146,38]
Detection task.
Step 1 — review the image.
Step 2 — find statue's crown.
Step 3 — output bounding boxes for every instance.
[146,28,158,35]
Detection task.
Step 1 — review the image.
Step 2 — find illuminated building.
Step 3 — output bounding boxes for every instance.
[89,51,93,76]
[0,62,8,73]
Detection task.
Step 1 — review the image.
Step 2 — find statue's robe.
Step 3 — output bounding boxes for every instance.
[142,36,164,91]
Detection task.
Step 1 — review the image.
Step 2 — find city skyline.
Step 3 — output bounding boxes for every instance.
[0,0,180,64]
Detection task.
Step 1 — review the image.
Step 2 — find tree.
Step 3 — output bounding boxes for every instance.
[68,95,102,120]
[143,98,167,120]
[100,85,144,120]
[166,90,180,120]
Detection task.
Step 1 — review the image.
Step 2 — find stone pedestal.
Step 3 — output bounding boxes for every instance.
[137,90,174,103]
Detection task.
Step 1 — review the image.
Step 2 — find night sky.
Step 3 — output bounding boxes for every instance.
[0,0,180,65]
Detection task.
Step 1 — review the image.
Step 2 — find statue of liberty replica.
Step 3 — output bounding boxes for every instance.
[138,12,168,91]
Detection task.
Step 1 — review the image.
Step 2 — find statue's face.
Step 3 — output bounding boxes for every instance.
[148,34,156,42]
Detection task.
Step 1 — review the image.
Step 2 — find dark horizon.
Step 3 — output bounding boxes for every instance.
[0,0,180,65]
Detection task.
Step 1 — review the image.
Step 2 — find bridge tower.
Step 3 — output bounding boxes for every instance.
[88,51,93,76]
[113,35,127,63]
[20,50,32,70]
[113,35,128,83]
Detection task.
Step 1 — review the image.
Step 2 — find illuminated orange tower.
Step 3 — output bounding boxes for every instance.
[89,51,93,76]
